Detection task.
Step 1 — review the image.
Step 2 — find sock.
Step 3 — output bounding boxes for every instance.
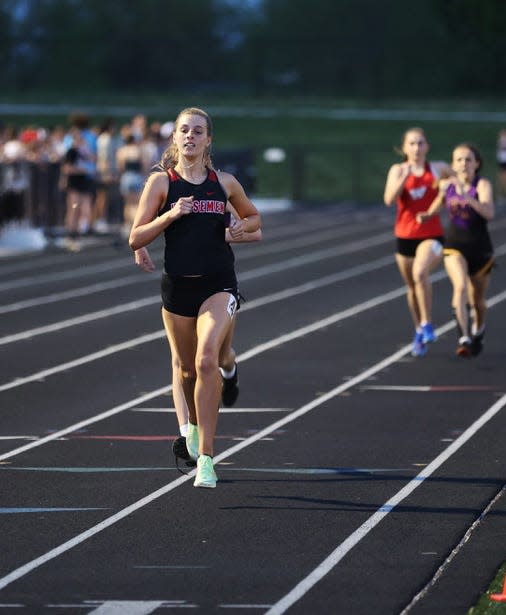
[472,324,485,337]
[452,309,463,337]
[180,423,189,437]
[220,364,236,379]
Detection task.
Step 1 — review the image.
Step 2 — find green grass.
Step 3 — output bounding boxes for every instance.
[3,95,506,203]
[468,563,506,614]
[214,116,503,203]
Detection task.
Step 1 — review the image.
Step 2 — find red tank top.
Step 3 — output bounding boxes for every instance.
[395,163,443,239]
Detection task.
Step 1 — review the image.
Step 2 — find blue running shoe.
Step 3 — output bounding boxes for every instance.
[411,331,427,357]
[421,322,437,343]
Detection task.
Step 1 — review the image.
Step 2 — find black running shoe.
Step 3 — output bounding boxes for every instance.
[471,332,484,356]
[456,337,472,358]
[172,436,196,468]
[221,364,239,407]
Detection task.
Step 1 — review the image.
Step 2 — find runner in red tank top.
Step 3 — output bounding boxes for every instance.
[384,127,452,357]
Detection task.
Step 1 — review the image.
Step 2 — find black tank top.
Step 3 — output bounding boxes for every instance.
[445,175,493,254]
[159,167,234,275]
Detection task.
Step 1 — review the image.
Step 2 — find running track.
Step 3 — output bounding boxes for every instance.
[0,203,505,614]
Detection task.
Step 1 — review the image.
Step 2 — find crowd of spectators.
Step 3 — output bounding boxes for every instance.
[0,111,174,249]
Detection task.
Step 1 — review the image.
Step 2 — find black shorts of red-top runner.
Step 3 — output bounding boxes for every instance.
[443,245,495,277]
[396,236,445,258]
[161,271,240,317]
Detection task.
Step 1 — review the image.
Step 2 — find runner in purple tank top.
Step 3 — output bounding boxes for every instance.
[417,143,495,357]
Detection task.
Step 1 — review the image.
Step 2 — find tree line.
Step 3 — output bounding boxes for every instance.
[2,0,505,99]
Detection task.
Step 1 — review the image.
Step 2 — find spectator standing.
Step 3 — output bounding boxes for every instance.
[95,118,121,233]
[60,127,95,250]
[116,131,146,237]
[63,113,98,236]
[0,127,30,226]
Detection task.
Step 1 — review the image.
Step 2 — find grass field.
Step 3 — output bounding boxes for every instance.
[2,95,506,204]
[468,562,506,614]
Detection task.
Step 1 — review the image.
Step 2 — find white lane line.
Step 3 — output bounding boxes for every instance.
[241,254,394,309]
[130,407,290,413]
[361,385,501,392]
[0,385,171,462]
[86,601,165,615]
[235,231,392,281]
[0,331,164,393]
[0,232,393,343]
[0,325,504,592]
[219,605,273,610]
[0,221,347,314]
[0,216,389,294]
[1,287,407,458]
[0,257,401,392]
[0,297,159,346]
[1,274,505,458]
[0,274,151,315]
[237,217,391,258]
[361,385,431,391]
[264,392,506,615]
[400,483,506,614]
[2,283,505,458]
[43,602,193,611]
[0,257,133,292]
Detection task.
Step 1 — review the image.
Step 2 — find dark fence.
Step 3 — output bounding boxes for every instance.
[0,160,65,228]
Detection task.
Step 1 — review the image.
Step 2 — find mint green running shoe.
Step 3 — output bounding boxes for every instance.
[194,455,217,488]
[186,423,199,461]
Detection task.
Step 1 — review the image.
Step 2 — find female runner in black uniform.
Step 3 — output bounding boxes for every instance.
[129,108,261,488]
[417,143,495,357]
[134,208,262,463]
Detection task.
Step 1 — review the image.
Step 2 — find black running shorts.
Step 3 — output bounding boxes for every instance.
[161,271,240,317]
[444,247,495,277]
[396,236,444,258]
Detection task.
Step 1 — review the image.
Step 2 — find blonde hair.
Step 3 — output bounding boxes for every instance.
[159,107,214,170]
